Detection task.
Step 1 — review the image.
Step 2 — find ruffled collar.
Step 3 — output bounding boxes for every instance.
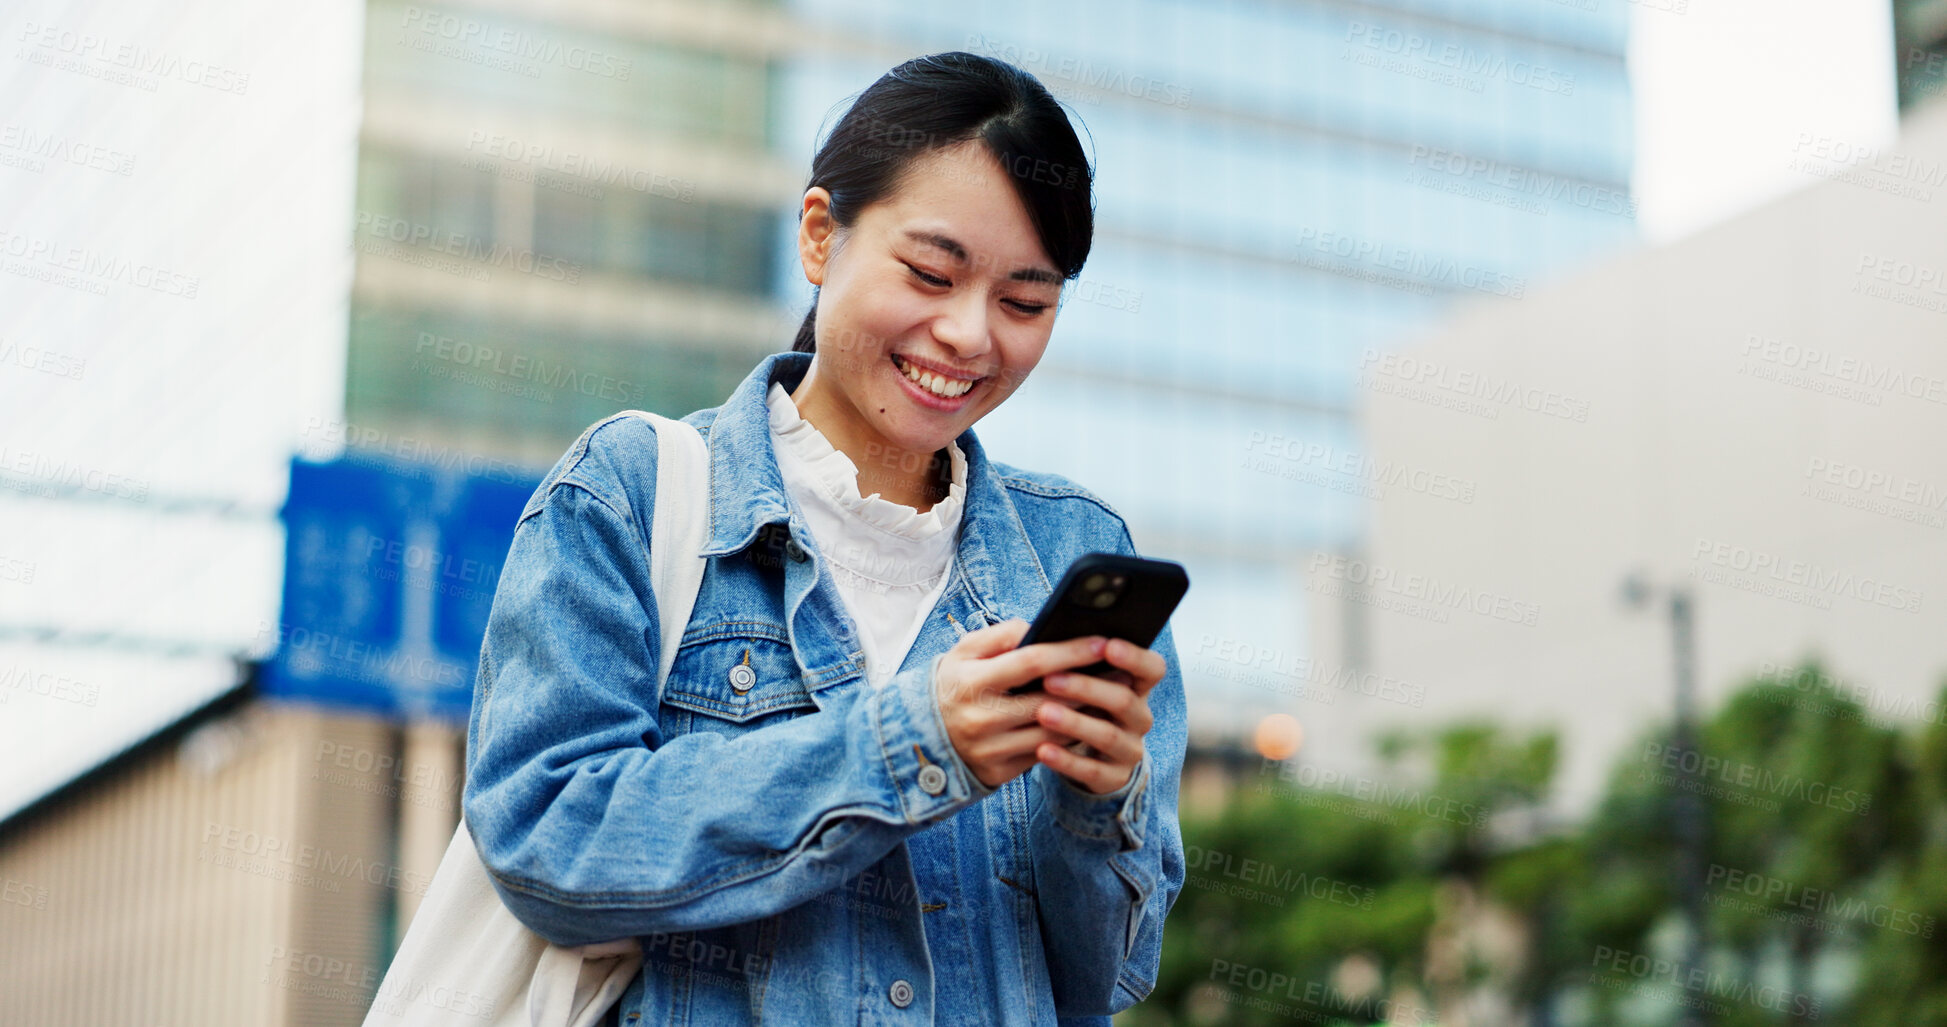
[766,382,965,574]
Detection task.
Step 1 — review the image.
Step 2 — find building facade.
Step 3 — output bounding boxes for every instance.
[341,0,1640,743]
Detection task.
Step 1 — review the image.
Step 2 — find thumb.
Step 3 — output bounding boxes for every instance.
[951,617,1030,658]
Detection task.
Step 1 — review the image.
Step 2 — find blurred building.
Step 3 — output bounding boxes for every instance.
[3,0,1644,1021]
[1304,95,1947,812]
[336,0,1643,747]
[1896,0,1947,109]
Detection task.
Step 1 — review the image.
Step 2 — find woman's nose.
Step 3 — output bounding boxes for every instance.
[931,288,991,356]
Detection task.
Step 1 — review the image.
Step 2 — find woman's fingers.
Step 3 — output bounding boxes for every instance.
[977,633,1108,692]
[950,617,1031,659]
[1100,638,1167,697]
[1036,692,1145,768]
[1035,738,1137,795]
[1045,670,1153,736]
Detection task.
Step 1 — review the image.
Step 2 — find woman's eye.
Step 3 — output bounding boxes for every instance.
[1006,300,1050,316]
[905,263,950,288]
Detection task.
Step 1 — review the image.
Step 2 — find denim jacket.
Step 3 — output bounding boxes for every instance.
[463,350,1187,1025]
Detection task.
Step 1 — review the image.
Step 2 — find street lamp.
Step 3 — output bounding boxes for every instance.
[1621,570,1708,1027]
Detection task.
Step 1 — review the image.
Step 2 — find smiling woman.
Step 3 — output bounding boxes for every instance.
[788,51,1095,512]
[461,49,1187,1026]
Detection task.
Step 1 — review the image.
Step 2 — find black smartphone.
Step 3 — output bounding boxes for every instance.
[1004,552,1190,696]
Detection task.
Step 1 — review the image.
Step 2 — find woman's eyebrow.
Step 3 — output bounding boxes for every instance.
[902,229,1060,284]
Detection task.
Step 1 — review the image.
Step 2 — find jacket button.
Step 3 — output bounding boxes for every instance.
[785,538,808,562]
[917,764,946,796]
[888,979,914,1008]
[727,663,756,693]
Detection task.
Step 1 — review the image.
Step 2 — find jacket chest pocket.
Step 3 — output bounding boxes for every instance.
[660,622,817,740]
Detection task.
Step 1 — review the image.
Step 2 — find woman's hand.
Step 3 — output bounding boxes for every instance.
[934,619,1116,789]
[1033,636,1164,795]
[933,618,1166,795]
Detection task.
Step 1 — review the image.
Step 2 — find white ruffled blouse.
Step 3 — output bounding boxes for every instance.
[766,381,966,690]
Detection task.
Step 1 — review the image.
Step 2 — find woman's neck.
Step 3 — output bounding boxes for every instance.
[788,378,950,513]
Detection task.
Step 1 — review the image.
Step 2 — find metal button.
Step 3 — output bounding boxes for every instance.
[784,538,808,562]
[917,764,947,796]
[888,979,914,1008]
[728,663,756,692]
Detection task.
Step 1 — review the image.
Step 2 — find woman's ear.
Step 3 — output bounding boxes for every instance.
[798,187,838,287]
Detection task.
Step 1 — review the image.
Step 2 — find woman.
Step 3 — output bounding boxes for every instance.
[464,51,1186,1024]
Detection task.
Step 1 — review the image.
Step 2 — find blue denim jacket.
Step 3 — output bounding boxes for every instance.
[463,350,1187,1025]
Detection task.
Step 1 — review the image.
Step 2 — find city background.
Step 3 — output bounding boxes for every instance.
[1,0,1945,1023]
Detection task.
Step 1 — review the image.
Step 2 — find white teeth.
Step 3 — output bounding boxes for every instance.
[895,356,974,398]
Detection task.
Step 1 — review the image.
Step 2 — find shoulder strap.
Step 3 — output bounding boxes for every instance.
[625,411,711,703]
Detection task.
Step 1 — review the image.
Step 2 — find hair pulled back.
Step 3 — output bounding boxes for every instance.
[792,51,1094,353]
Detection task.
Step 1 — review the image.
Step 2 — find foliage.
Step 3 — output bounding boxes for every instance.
[1131,662,1947,1026]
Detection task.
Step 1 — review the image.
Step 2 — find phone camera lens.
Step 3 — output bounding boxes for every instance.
[1083,573,1107,591]
[1090,591,1117,608]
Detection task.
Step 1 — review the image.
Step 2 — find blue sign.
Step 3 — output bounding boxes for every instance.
[263,453,540,722]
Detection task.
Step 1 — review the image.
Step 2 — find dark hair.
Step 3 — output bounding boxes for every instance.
[792,51,1095,354]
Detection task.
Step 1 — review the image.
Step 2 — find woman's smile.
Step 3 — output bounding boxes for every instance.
[890,351,983,410]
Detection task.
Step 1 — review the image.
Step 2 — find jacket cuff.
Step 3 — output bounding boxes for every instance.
[1036,746,1151,851]
[873,652,995,824]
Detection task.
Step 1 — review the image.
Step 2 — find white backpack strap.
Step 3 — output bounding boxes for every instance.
[626,411,711,699]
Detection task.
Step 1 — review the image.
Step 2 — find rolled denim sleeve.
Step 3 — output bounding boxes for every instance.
[463,465,990,948]
[1028,532,1188,1017]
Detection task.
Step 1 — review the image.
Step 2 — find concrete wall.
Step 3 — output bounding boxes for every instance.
[0,702,459,1026]
[1301,98,1947,811]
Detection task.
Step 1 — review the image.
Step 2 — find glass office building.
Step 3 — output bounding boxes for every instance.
[343,0,1635,739]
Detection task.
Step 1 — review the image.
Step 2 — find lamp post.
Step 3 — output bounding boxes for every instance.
[1622,571,1708,1027]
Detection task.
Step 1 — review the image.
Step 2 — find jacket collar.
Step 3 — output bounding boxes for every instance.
[696,351,1050,622]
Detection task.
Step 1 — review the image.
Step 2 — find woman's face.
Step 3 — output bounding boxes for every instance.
[793,139,1064,471]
